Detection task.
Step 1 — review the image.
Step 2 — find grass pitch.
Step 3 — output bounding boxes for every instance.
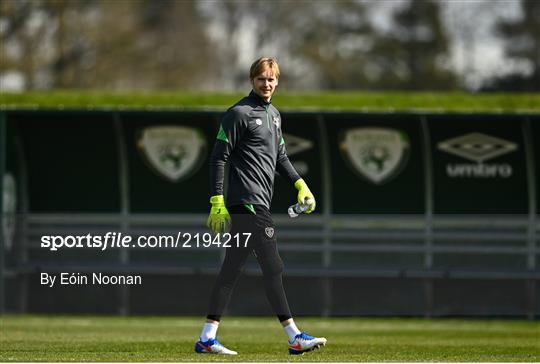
[1,315,538,362]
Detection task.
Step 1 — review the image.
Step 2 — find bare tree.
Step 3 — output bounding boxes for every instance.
[369,0,457,90]
[487,0,540,91]
[1,0,215,90]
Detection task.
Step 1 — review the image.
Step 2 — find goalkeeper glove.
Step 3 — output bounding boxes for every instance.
[206,195,231,233]
[294,178,316,214]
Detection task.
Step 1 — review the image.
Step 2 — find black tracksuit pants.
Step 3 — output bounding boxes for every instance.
[206,204,292,322]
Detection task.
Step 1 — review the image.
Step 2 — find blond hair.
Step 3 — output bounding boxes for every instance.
[249,57,280,80]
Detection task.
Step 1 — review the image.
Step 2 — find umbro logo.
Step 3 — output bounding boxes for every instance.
[437,132,517,163]
[254,119,262,126]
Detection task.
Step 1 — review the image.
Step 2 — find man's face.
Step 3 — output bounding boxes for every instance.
[251,67,278,102]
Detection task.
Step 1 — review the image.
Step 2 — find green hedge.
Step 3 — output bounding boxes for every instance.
[1,91,539,112]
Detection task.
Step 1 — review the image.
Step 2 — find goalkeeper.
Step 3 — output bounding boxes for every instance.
[194,57,326,356]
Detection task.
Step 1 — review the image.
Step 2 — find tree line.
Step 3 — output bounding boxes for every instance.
[1,0,538,92]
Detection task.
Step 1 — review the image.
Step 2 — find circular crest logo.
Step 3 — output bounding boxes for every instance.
[265,227,275,238]
[137,126,207,182]
[340,127,410,185]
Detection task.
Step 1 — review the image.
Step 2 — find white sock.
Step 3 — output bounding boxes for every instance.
[200,321,219,341]
[283,321,301,342]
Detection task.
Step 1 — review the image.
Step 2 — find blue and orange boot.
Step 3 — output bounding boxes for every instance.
[194,337,238,355]
[288,332,327,355]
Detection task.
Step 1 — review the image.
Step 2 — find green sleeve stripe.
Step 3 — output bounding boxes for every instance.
[279,136,285,145]
[244,204,256,214]
[216,125,229,143]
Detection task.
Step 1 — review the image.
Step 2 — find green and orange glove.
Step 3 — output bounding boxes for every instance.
[206,195,231,233]
[294,178,316,214]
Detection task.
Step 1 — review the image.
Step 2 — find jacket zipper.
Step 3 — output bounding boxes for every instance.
[264,105,270,130]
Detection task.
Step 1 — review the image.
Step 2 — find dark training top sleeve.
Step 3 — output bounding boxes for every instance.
[209,141,229,196]
[209,108,247,196]
[276,135,301,185]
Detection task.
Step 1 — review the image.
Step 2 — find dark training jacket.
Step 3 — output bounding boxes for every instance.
[209,91,300,209]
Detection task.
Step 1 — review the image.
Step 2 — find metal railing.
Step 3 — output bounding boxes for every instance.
[5,212,538,318]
